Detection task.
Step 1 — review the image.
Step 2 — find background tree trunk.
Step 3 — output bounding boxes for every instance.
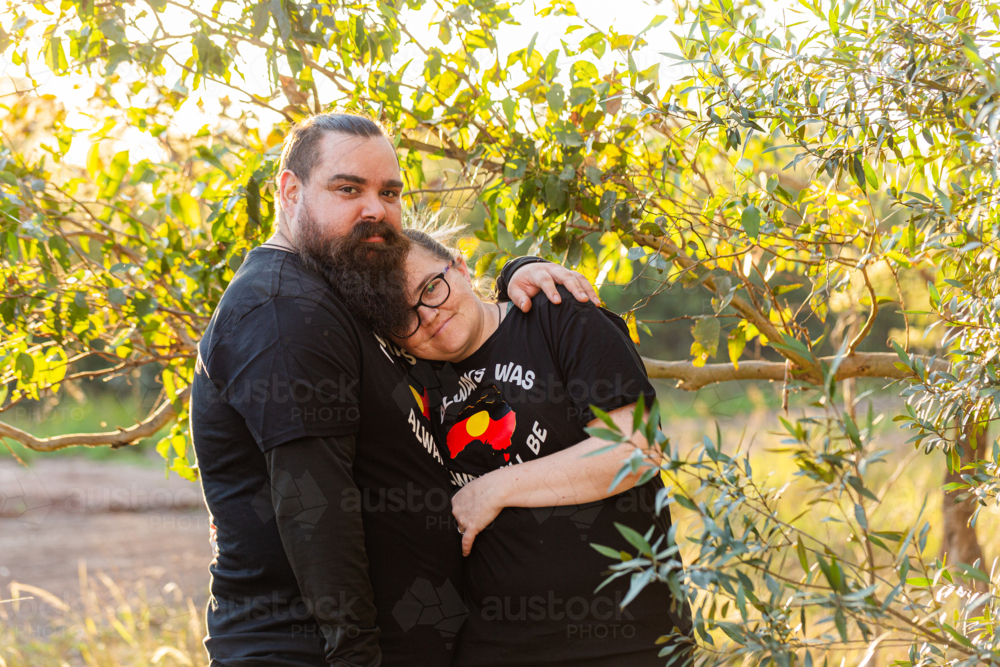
[940,420,987,570]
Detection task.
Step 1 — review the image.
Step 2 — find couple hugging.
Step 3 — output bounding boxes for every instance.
[190,112,693,667]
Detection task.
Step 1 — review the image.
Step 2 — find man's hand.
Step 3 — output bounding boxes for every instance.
[506,262,600,312]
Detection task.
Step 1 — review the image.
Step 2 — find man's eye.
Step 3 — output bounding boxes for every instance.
[383,190,399,198]
[340,186,357,194]
[425,283,437,295]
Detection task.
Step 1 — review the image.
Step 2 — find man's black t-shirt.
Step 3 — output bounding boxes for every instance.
[191,247,463,665]
[421,289,690,666]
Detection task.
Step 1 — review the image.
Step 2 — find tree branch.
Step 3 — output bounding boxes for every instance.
[643,353,945,391]
[0,387,191,452]
[848,265,878,355]
[397,137,503,173]
[632,232,819,376]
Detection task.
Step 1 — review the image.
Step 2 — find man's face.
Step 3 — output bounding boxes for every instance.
[281,132,404,247]
[281,131,415,336]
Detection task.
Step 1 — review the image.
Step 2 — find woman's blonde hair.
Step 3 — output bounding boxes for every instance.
[402,207,492,298]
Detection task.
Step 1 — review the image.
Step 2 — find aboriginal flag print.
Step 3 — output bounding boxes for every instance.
[445,385,516,460]
[392,377,431,419]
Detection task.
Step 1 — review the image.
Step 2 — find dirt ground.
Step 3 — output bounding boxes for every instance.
[0,457,214,622]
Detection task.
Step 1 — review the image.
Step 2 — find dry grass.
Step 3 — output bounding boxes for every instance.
[0,562,205,667]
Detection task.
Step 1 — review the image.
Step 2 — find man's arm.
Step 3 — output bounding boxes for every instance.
[266,434,381,666]
[495,256,600,311]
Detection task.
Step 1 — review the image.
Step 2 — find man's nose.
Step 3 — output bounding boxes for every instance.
[359,190,387,220]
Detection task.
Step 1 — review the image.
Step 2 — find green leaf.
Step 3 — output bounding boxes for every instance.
[890,339,909,365]
[863,161,879,190]
[589,405,620,432]
[773,283,802,296]
[851,154,866,192]
[631,393,645,435]
[599,190,617,223]
[475,251,496,277]
[590,543,625,560]
[271,0,290,42]
[727,324,746,369]
[15,352,34,382]
[108,288,128,305]
[614,522,653,556]
[740,205,760,239]
[525,31,539,62]
[691,317,721,363]
[501,97,517,126]
[177,194,202,228]
[834,608,848,641]
[545,83,565,113]
[584,428,626,442]
[843,414,862,449]
[854,503,868,530]
[543,174,566,209]
[848,475,879,502]
[927,281,940,309]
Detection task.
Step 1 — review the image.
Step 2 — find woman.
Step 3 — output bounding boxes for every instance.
[387,229,692,666]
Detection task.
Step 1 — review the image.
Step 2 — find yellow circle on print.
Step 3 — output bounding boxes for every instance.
[465,411,490,438]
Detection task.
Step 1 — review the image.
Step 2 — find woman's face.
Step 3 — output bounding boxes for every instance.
[392,246,485,361]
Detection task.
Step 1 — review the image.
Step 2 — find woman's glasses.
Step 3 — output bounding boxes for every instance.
[393,259,454,338]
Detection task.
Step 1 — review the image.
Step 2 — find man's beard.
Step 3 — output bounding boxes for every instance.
[295,205,414,337]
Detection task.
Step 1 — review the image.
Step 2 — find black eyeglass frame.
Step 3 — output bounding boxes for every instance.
[393,258,455,339]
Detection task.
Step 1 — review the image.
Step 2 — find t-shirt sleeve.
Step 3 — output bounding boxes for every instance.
[266,434,381,665]
[211,298,362,451]
[537,286,656,428]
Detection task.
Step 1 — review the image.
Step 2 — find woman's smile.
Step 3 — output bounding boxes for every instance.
[430,313,455,338]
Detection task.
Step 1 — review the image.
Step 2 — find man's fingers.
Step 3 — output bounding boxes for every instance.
[506,285,532,313]
[561,274,591,303]
[578,273,601,306]
[559,267,600,305]
[545,265,598,306]
[538,273,561,304]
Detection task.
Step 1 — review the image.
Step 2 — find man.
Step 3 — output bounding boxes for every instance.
[190,112,597,666]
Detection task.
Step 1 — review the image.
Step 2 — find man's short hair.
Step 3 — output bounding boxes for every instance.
[278,112,389,185]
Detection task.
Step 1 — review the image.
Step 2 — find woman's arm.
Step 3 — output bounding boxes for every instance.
[451,403,660,556]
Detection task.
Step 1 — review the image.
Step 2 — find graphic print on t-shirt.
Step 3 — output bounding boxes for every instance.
[445,385,516,461]
[392,377,431,420]
[373,332,445,465]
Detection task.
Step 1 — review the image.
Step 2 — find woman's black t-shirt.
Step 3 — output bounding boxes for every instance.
[419,288,690,666]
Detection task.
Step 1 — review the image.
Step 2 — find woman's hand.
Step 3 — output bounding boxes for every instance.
[506,262,600,312]
[452,472,508,556]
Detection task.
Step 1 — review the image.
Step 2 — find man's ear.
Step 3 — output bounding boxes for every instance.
[277,169,302,220]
